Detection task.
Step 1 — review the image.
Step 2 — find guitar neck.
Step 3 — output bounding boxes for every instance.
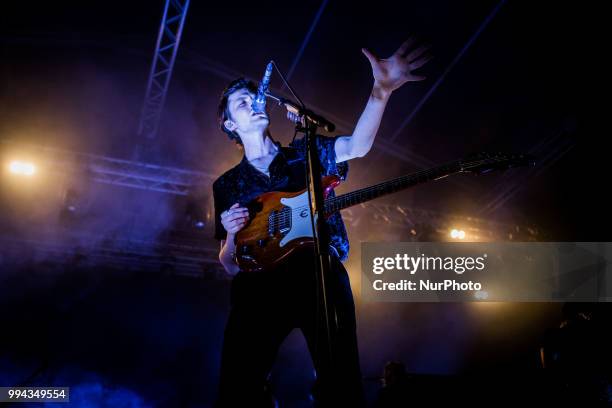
[324,161,463,215]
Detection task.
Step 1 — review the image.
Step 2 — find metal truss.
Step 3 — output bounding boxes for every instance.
[138,0,190,141]
[3,141,214,196]
[0,232,224,278]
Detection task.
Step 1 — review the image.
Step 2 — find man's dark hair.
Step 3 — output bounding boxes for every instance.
[217,78,258,146]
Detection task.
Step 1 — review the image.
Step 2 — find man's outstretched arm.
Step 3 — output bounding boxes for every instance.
[335,37,431,163]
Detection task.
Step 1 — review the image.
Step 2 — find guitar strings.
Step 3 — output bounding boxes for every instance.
[268,157,505,231]
[268,157,498,229]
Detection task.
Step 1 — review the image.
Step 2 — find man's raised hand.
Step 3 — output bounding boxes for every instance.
[362,37,432,97]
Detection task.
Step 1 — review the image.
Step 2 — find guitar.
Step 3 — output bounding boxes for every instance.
[234,152,534,272]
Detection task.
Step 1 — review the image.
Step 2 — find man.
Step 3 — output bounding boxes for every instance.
[213,38,430,407]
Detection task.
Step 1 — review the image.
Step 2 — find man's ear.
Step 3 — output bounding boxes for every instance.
[224,119,237,132]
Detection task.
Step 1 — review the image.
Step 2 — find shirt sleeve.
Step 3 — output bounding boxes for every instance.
[316,134,349,181]
[290,135,349,181]
[212,179,227,241]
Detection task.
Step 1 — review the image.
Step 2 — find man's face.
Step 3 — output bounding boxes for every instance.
[224,88,269,138]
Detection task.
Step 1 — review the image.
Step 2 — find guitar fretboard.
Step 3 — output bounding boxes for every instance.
[323,162,462,215]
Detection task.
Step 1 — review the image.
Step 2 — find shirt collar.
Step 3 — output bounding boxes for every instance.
[239,140,284,172]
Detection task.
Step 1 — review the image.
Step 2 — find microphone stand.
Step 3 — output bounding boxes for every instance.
[265,67,337,371]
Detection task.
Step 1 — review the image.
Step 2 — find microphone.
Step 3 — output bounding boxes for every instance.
[252,61,273,114]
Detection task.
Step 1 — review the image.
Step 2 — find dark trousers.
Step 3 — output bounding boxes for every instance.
[216,249,365,407]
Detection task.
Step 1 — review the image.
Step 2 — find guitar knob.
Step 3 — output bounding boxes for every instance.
[257,239,266,247]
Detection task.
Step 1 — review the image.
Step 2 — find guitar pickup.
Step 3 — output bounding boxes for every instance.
[268,207,292,236]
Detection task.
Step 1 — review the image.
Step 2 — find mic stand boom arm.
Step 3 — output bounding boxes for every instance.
[265,91,335,133]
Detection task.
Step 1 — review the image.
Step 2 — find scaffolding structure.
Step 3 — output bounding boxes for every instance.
[137,0,190,141]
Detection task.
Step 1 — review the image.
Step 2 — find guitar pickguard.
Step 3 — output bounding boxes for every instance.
[279,191,314,247]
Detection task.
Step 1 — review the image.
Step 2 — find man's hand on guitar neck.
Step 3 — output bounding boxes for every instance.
[219,203,249,276]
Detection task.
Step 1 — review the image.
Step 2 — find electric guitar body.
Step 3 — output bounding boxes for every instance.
[235,175,341,272]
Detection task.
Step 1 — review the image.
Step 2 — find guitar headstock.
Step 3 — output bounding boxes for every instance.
[459,152,536,174]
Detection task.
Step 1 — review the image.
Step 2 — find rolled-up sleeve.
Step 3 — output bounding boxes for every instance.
[316,135,349,181]
[289,134,349,180]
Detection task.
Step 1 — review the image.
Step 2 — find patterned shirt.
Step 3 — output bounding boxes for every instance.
[212,135,350,262]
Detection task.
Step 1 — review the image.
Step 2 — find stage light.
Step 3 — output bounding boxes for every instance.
[474,290,489,300]
[450,228,465,240]
[8,160,36,176]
